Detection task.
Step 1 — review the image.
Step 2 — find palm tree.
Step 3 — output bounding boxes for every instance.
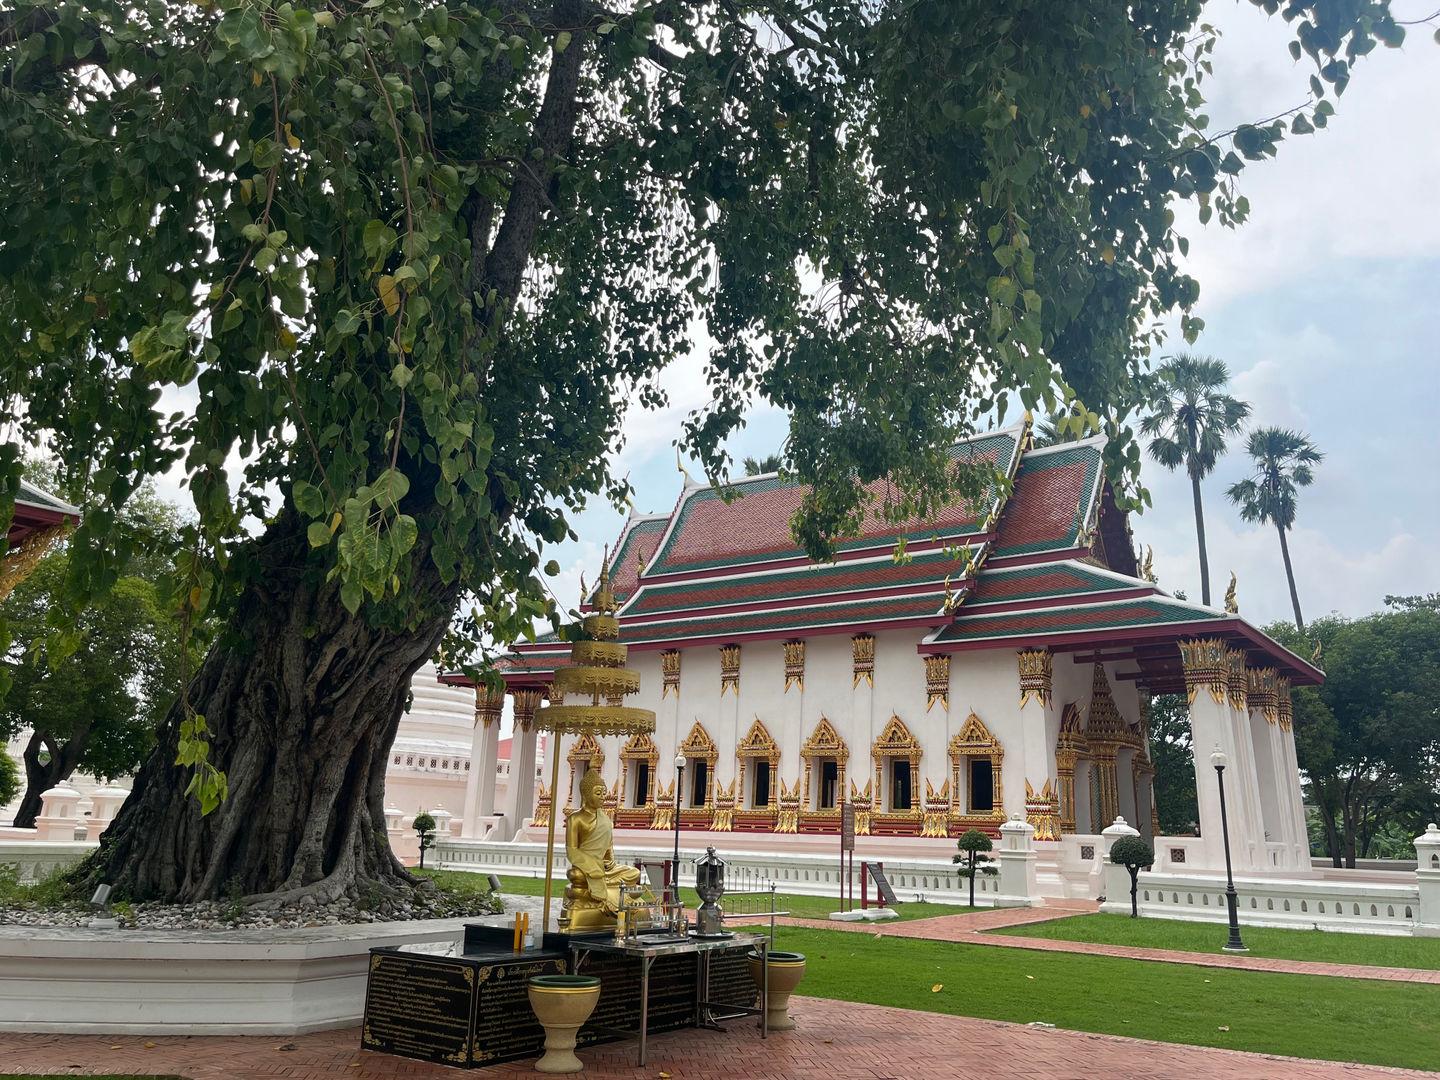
[1226,428,1323,631]
[1139,355,1251,606]
[742,453,783,476]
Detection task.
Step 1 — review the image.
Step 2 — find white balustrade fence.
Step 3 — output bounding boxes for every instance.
[432,835,1020,906]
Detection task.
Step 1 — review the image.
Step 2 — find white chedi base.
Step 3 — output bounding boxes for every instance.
[827,908,898,922]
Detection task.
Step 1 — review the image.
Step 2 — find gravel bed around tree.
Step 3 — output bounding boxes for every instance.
[0,877,502,931]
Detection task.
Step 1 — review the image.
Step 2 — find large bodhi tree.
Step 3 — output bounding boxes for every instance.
[0,1,1406,904]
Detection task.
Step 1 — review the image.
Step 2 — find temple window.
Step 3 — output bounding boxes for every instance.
[752,761,772,807]
[890,759,913,811]
[948,712,1005,823]
[630,760,651,808]
[801,716,849,815]
[817,759,840,809]
[872,715,921,817]
[736,716,781,813]
[969,759,995,813]
[678,720,719,810]
[690,760,710,807]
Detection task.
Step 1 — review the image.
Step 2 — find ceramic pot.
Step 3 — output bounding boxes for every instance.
[527,974,602,1074]
[747,950,806,1032]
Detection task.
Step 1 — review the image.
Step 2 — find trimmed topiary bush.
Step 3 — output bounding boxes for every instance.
[953,829,998,908]
[1110,835,1155,917]
[413,811,437,870]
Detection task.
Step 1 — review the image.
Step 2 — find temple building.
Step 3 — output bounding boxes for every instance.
[444,418,1322,890]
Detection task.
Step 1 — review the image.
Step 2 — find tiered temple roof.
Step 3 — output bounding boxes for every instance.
[462,416,1320,696]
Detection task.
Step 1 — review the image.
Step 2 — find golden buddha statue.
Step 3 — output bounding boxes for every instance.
[560,769,643,932]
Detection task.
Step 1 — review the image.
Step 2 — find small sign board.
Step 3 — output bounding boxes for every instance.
[840,803,855,851]
[864,861,898,906]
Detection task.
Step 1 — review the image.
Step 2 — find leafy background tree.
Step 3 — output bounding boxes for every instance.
[0,745,18,809]
[1228,428,1324,631]
[1,557,179,827]
[1268,598,1439,867]
[1,463,193,828]
[1147,693,1199,836]
[0,1,1406,904]
[741,454,784,477]
[1138,355,1250,607]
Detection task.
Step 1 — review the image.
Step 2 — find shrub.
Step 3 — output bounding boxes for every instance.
[1110,835,1155,918]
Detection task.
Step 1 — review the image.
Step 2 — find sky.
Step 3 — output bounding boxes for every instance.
[542,2,1440,632]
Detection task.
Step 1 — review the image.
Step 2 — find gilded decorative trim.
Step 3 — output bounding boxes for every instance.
[783,639,805,693]
[533,782,551,828]
[661,649,681,699]
[1025,778,1061,841]
[1248,666,1280,724]
[924,654,950,712]
[921,778,951,837]
[1178,638,1230,706]
[513,687,543,731]
[1277,675,1293,731]
[0,522,68,602]
[1054,702,1088,833]
[1226,648,1249,711]
[1085,663,1140,750]
[720,643,741,696]
[475,685,504,728]
[547,681,565,706]
[775,778,801,833]
[1018,648,1053,709]
[849,778,873,835]
[650,779,674,831]
[852,633,875,688]
[710,779,735,831]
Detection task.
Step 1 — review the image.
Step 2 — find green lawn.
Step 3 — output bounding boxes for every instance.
[995,913,1440,971]
[728,925,1440,1071]
[467,871,970,922]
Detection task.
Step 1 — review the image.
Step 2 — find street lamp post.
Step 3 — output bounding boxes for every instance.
[672,751,685,904]
[1210,748,1248,953]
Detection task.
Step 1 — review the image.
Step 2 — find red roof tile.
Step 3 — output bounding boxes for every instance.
[992,443,1103,557]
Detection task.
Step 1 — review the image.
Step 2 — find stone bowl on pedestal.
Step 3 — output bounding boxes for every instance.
[747,950,805,1031]
[526,974,601,1073]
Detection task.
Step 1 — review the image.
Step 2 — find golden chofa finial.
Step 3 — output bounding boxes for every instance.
[1224,571,1238,614]
[1140,545,1155,583]
[578,571,587,606]
[593,544,617,615]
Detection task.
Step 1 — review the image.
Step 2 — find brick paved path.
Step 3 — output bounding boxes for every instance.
[767,902,1440,984]
[3,996,1434,1080]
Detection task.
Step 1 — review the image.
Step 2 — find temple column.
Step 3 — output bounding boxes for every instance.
[1017,649,1060,840]
[1180,639,1244,872]
[1276,679,1310,867]
[1053,704,1088,834]
[1243,666,1285,867]
[503,687,542,838]
[1223,654,1266,871]
[462,685,505,838]
[851,634,876,812]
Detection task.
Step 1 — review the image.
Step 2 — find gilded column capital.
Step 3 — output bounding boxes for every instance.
[1247,666,1280,724]
[1226,648,1249,712]
[851,634,875,687]
[1277,675,1293,731]
[475,685,505,728]
[924,654,950,711]
[661,649,681,699]
[513,686,543,730]
[1178,638,1230,705]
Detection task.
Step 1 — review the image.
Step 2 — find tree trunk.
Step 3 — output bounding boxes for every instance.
[1277,524,1304,632]
[968,860,975,908]
[1319,803,1342,869]
[1190,474,1211,607]
[13,729,87,830]
[1129,868,1139,917]
[73,508,460,905]
[1340,799,1357,870]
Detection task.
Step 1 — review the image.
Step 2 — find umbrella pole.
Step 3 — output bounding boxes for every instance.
[541,732,564,934]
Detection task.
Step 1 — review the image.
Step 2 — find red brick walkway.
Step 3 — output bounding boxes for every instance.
[766,903,1440,985]
[2,996,1433,1079]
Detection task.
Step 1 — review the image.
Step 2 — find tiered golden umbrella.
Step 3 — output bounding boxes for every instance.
[537,554,655,931]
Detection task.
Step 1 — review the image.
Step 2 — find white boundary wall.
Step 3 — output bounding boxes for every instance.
[434,835,1028,907]
[1101,869,1422,936]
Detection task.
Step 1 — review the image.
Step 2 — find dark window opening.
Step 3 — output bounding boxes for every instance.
[632,761,650,807]
[819,759,839,810]
[969,759,994,813]
[891,759,912,811]
[753,761,771,807]
[691,760,709,806]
